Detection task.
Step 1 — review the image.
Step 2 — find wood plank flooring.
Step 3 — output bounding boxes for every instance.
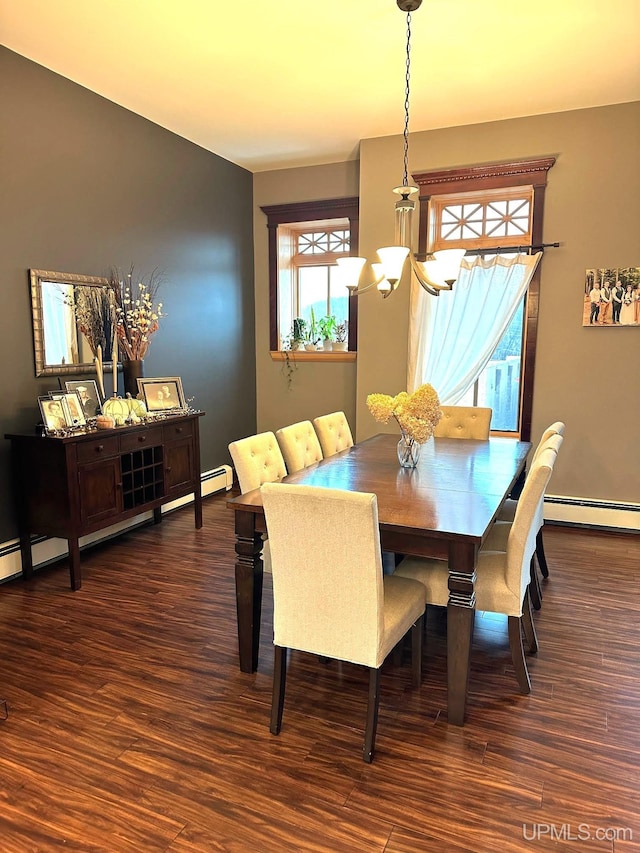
[0,493,638,852]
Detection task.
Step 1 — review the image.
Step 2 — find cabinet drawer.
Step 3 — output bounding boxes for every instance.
[77,437,120,464]
[163,420,194,442]
[120,427,163,452]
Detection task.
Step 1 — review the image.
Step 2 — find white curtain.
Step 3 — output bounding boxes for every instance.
[407,252,541,403]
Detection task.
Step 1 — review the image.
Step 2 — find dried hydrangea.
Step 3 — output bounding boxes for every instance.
[366,384,442,443]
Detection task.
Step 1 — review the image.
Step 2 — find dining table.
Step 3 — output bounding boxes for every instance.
[227,432,531,726]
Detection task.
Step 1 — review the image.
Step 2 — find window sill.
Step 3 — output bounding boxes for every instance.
[270,350,356,363]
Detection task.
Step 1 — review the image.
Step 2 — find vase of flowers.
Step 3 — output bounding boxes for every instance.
[109,266,165,397]
[366,384,442,468]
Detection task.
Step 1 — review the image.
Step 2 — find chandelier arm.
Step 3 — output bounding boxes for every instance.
[409,254,452,294]
[346,270,387,297]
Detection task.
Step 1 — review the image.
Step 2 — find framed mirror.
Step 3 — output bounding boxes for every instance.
[30,269,119,377]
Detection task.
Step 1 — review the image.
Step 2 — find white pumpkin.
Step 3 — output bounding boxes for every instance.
[127,396,148,420]
[102,396,129,426]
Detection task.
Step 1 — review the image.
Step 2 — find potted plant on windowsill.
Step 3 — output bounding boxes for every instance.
[333,321,348,351]
[304,308,321,351]
[318,315,337,351]
[291,317,306,351]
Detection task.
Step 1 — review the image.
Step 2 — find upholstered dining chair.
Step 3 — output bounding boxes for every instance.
[228,431,287,573]
[487,432,564,609]
[498,422,566,580]
[433,405,492,440]
[312,411,354,457]
[275,420,323,474]
[393,445,558,696]
[261,482,426,763]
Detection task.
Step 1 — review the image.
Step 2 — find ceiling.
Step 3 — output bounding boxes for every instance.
[2,0,639,173]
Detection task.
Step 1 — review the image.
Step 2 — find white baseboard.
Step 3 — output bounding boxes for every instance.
[0,465,232,584]
[544,494,639,532]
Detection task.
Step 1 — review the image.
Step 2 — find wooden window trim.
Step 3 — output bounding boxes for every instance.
[260,197,360,352]
[412,158,556,441]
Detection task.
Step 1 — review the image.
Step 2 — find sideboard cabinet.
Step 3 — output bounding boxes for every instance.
[5,412,204,590]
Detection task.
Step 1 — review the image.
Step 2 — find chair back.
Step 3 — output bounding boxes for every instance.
[275,420,323,474]
[505,446,557,603]
[312,411,354,457]
[532,421,565,463]
[433,406,492,439]
[228,431,287,494]
[261,483,384,667]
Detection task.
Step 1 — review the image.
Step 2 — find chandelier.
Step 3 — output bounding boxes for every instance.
[338,0,465,298]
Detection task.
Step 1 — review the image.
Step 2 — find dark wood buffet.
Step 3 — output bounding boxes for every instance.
[5,412,203,590]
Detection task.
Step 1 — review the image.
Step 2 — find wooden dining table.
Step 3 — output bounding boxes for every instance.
[227,432,531,726]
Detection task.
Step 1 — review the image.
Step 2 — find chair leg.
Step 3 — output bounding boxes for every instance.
[270,646,287,735]
[522,589,539,654]
[529,556,543,611]
[508,616,531,694]
[411,615,423,688]
[536,529,550,578]
[363,668,381,763]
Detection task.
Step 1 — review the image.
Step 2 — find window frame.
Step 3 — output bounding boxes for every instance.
[412,158,555,441]
[260,197,360,353]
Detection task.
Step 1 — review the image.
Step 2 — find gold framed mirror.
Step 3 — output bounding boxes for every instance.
[30,269,118,377]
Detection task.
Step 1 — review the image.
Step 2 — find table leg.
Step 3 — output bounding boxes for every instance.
[234,511,264,673]
[446,540,477,726]
[68,537,82,591]
[18,532,33,580]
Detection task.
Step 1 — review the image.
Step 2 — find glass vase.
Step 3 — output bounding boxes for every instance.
[397,431,422,468]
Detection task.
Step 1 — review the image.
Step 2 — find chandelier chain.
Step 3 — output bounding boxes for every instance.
[402,10,412,190]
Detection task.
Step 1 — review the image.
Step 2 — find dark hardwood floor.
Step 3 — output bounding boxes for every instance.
[0,493,638,852]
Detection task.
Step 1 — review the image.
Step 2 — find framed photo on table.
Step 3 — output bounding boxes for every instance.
[39,395,71,431]
[137,377,185,412]
[49,392,86,427]
[64,379,102,417]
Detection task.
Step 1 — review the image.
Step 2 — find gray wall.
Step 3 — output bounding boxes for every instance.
[0,47,256,543]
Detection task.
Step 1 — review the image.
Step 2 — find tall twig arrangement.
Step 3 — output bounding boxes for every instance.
[108,266,165,361]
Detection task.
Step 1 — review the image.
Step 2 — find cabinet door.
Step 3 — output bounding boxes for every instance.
[164,437,195,497]
[78,458,122,526]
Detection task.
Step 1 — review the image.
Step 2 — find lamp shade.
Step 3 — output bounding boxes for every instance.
[336,256,367,290]
[377,246,410,284]
[420,248,466,288]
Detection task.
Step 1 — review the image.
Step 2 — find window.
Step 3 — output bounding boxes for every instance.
[414,158,555,440]
[261,198,359,354]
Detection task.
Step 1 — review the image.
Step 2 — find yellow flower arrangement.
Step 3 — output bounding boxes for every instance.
[366,384,442,444]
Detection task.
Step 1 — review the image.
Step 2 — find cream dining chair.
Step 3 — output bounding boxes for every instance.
[433,405,492,440]
[486,431,564,609]
[261,482,426,763]
[275,420,323,474]
[228,431,287,573]
[497,422,566,580]
[394,445,558,696]
[312,411,354,457]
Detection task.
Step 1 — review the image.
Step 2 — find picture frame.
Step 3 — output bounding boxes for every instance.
[64,379,102,417]
[137,377,185,412]
[583,267,640,327]
[39,395,72,431]
[49,391,87,427]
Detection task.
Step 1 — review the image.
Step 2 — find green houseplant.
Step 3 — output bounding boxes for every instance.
[318,315,337,351]
[333,321,348,351]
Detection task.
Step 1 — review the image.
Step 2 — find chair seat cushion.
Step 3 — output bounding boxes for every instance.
[497,498,518,521]
[394,551,523,618]
[379,575,426,666]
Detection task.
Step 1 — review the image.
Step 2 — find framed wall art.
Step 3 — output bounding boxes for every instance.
[583,267,640,327]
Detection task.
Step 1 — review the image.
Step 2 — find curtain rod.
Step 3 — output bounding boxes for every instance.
[463,242,560,257]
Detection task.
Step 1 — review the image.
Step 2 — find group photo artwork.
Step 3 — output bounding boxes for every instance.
[584,267,640,327]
